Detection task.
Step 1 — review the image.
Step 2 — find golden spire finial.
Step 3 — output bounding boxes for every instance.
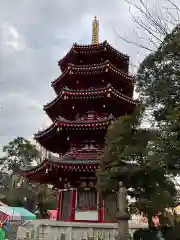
[92,16,99,45]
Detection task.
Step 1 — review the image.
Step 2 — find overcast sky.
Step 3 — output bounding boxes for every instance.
[0,0,179,153]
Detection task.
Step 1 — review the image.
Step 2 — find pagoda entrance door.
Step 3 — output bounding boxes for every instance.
[75,188,99,221]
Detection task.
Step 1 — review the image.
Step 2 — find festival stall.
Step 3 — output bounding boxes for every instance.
[0,206,21,221]
[12,207,36,220]
[48,210,57,220]
[0,206,36,221]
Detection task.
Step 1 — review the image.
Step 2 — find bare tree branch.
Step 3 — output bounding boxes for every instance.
[115,0,180,61]
[167,0,180,13]
[113,29,153,52]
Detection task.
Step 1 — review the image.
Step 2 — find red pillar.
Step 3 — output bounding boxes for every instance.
[70,189,76,221]
[101,200,105,222]
[98,194,104,222]
[56,190,62,221]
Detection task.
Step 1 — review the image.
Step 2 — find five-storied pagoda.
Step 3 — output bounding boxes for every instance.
[21,17,136,222]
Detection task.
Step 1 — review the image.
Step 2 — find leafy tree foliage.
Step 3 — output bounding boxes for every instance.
[97,107,176,226]
[0,137,57,218]
[1,136,41,172]
[136,25,180,175]
[99,25,180,227]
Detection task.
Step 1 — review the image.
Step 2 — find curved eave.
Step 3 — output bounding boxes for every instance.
[21,158,99,178]
[21,160,47,176]
[52,61,133,88]
[58,41,129,70]
[34,117,114,140]
[44,85,137,111]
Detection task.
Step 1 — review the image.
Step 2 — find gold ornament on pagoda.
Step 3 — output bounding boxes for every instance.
[92,16,99,45]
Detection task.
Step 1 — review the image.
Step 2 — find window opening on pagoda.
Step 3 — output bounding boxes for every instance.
[81,144,89,150]
[87,110,96,120]
[89,144,97,149]
[77,188,97,210]
[79,115,85,121]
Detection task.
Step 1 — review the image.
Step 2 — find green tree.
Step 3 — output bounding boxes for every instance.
[116,1,180,230]
[136,25,180,175]
[35,185,57,218]
[2,136,41,172]
[0,137,57,217]
[97,107,176,227]
[0,137,41,208]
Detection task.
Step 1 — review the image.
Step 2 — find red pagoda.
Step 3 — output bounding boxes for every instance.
[21,17,136,223]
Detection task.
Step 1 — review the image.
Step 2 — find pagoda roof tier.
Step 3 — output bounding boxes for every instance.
[21,150,99,186]
[34,116,114,153]
[52,61,133,94]
[58,41,129,72]
[44,85,137,121]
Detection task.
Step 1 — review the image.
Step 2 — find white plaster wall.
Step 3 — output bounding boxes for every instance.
[75,210,98,221]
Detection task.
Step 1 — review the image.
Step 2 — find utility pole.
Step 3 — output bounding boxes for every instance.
[116,181,130,240]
